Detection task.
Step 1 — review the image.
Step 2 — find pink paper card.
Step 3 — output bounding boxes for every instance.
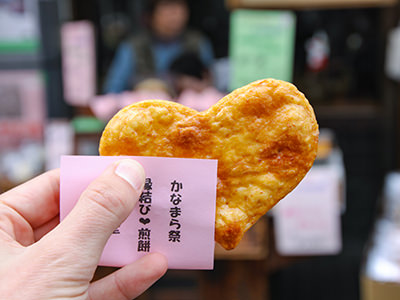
[60,156,218,269]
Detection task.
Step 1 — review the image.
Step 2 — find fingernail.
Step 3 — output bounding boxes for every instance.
[115,160,145,191]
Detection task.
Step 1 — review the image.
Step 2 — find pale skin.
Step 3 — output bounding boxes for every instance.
[0,159,168,300]
[151,1,188,40]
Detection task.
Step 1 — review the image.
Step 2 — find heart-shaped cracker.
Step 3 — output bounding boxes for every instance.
[99,79,319,250]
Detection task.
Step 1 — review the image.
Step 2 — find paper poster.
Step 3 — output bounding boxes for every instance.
[0,0,39,53]
[60,156,218,270]
[61,21,96,106]
[0,70,45,148]
[273,165,342,255]
[44,121,74,170]
[229,10,296,90]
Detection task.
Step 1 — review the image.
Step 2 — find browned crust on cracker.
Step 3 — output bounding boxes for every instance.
[99,79,319,250]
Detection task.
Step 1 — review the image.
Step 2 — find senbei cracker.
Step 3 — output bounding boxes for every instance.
[99,79,319,250]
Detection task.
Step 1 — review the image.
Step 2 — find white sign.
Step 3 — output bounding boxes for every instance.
[273,165,342,255]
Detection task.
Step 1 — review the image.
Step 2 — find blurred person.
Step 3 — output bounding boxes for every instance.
[103,0,214,94]
[170,52,224,111]
[170,51,211,94]
[0,159,167,299]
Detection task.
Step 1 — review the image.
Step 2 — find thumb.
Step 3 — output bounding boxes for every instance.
[52,159,145,260]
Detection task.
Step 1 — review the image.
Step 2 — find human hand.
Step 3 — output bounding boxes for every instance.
[0,159,167,300]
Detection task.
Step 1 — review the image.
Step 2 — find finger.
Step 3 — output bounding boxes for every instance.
[50,159,145,260]
[88,253,168,300]
[33,215,59,242]
[0,169,60,229]
[0,202,34,246]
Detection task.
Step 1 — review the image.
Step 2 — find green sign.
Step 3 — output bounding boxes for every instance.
[0,40,38,54]
[229,10,296,90]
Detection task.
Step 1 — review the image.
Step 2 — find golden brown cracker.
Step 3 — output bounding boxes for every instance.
[99,79,319,250]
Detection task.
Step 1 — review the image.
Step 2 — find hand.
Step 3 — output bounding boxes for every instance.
[0,159,167,300]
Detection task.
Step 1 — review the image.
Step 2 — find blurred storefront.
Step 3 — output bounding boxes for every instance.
[1,0,400,299]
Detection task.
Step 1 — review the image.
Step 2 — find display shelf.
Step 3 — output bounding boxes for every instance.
[0,53,41,70]
[226,0,398,9]
[314,103,383,121]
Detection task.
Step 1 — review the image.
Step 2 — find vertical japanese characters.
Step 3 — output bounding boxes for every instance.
[137,178,153,252]
[169,180,183,242]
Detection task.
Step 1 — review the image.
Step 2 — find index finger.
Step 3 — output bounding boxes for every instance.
[0,169,60,229]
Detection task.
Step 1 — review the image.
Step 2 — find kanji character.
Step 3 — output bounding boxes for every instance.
[168,230,181,242]
[144,178,153,190]
[139,190,152,204]
[138,228,151,240]
[137,240,151,252]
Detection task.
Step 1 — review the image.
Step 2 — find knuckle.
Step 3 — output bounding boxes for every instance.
[82,183,129,220]
[114,272,132,300]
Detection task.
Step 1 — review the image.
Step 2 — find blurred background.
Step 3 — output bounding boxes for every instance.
[2,0,400,299]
